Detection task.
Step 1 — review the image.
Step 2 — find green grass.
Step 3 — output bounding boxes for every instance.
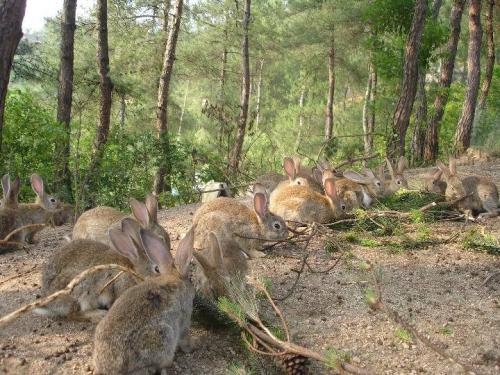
[462,228,500,255]
[394,327,412,342]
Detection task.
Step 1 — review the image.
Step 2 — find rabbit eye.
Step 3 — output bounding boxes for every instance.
[397,181,401,185]
[376,181,381,186]
[273,222,282,230]
[153,265,161,274]
[341,204,346,210]
[50,198,56,202]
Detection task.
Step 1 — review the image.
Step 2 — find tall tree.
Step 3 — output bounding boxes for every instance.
[83,0,113,201]
[453,0,482,153]
[410,0,442,164]
[476,0,495,112]
[0,0,27,160]
[54,0,77,202]
[362,62,376,156]
[387,0,427,159]
[152,0,184,195]
[228,0,251,174]
[424,0,465,161]
[324,38,335,141]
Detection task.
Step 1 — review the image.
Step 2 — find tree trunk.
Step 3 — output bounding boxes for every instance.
[119,92,126,130]
[476,0,494,111]
[163,0,170,33]
[362,63,373,156]
[410,74,427,164]
[0,0,27,161]
[152,0,184,195]
[228,0,251,174]
[83,0,113,201]
[218,29,228,150]
[177,80,189,137]
[453,0,482,154]
[254,58,264,132]
[324,42,335,141]
[387,0,427,160]
[54,0,77,202]
[295,86,306,152]
[424,0,465,161]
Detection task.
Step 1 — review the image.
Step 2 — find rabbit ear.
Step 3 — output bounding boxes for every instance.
[283,157,296,181]
[208,232,224,269]
[109,228,139,260]
[432,168,443,181]
[385,158,396,179]
[343,171,371,185]
[175,226,194,277]
[322,169,335,185]
[449,157,457,176]
[121,218,142,248]
[10,176,20,197]
[30,174,44,198]
[377,165,385,179]
[324,178,337,200]
[130,198,150,227]
[397,156,407,173]
[292,156,302,174]
[140,228,174,272]
[145,194,158,223]
[253,183,267,197]
[362,168,375,179]
[1,174,10,200]
[253,192,268,219]
[436,160,450,179]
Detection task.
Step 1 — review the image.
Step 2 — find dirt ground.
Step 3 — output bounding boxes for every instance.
[1,161,499,375]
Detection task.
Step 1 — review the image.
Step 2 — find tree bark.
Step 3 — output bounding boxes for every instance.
[177,80,189,137]
[453,0,482,154]
[83,0,113,202]
[119,92,126,130]
[410,74,427,163]
[254,58,264,132]
[424,0,465,161]
[152,0,184,195]
[387,0,427,160]
[217,26,228,150]
[324,41,335,141]
[54,0,77,202]
[363,63,373,156]
[163,0,170,33]
[476,0,494,111]
[295,86,306,152]
[228,0,251,174]
[0,0,27,161]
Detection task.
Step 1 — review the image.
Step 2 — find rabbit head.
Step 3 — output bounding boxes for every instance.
[139,225,194,280]
[193,232,248,300]
[343,168,384,197]
[436,158,466,200]
[283,156,310,187]
[323,176,347,215]
[130,193,170,249]
[253,190,288,241]
[385,156,408,190]
[423,168,447,195]
[1,174,20,209]
[30,174,61,211]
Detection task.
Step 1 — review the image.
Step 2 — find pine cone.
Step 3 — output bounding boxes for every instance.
[278,353,310,375]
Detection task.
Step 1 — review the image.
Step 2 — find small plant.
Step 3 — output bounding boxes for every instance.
[462,228,500,255]
[359,238,381,247]
[394,327,412,343]
[226,363,254,375]
[324,238,341,253]
[323,347,351,369]
[438,324,453,336]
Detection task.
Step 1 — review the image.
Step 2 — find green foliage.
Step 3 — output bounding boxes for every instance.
[394,327,412,342]
[3,89,64,202]
[226,363,255,375]
[323,347,351,369]
[462,228,500,256]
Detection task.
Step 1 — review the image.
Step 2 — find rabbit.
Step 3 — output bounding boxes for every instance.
[192,231,248,300]
[274,156,323,193]
[72,193,170,249]
[201,180,231,203]
[33,218,162,322]
[382,156,409,195]
[0,174,68,245]
[422,168,447,195]
[0,174,20,209]
[342,168,385,208]
[269,171,346,223]
[193,186,288,259]
[436,157,499,219]
[93,226,195,375]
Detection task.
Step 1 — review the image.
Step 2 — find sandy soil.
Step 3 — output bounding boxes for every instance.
[1,161,499,375]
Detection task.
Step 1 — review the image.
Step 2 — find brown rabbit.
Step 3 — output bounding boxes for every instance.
[193,188,288,259]
[382,156,409,195]
[93,227,195,374]
[0,174,68,245]
[192,232,248,300]
[342,168,384,208]
[437,157,499,219]
[274,156,323,193]
[33,218,162,322]
[72,193,170,249]
[423,168,447,195]
[0,174,20,209]
[269,172,346,224]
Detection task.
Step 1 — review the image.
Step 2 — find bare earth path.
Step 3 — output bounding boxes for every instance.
[1,161,499,374]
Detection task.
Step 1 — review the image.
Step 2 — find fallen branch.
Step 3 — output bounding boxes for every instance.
[0,264,144,326]
[0,265,38,287]
[3,224,46,241]
[333,153,379,170]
